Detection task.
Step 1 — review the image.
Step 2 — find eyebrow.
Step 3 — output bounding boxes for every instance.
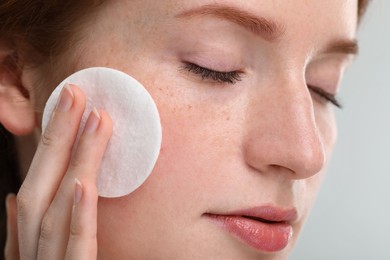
[323,39,359,55]
[176,4,285,41]
[176,4,359,56]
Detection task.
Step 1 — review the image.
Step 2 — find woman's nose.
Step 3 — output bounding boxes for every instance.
[243,79,326,179]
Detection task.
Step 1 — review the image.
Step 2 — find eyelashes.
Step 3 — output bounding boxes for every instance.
[182,62,242,84]
[308,85,343,109]
[182,62,342,108]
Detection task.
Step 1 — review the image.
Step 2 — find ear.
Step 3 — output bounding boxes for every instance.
[0,47,35,136]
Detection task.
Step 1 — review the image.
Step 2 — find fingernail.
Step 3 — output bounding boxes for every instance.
[84,107,101,134]
[56,84,74,112]
[74,178,83,205]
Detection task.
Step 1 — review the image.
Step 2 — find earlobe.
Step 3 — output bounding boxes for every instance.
[0,50,35,136]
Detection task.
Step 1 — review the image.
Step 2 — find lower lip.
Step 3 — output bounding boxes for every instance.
[206,214,293,252]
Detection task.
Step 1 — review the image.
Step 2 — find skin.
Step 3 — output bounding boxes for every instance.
[1,0,358,259]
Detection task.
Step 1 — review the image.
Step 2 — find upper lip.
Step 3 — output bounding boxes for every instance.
[207,205,298,224]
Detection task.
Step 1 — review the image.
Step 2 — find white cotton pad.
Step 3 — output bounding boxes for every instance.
[42,67,162,198]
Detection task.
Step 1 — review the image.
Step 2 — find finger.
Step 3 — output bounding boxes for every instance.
[17,84,86,260]
[64,179,98,260]
[4,194,19,260]
[37,109,112,259]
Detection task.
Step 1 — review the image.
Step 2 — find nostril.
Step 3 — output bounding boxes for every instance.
[268,164,294,174]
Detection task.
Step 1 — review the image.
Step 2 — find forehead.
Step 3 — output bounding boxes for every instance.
[173,1,357,34]
[119,0,358,47]
[151,0,357,59]
[76,0,358,70]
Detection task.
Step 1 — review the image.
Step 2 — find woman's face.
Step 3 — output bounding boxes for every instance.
[43,0,357,258]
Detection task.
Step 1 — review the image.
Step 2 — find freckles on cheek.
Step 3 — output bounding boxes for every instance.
[151,102,225,187]
[137,69,244,189]
[157,106,202,165]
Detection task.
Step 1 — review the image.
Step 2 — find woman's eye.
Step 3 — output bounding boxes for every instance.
[308,85,343,109]
[182,62,242,84]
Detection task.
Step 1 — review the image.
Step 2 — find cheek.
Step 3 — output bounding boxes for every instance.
[149,81,238,197]
[121,67,248,206]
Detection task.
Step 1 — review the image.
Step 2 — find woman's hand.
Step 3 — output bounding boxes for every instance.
[4,84,113,260]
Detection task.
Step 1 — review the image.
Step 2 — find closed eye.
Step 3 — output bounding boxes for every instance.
[308,85,343,109]
[182,62,243,84]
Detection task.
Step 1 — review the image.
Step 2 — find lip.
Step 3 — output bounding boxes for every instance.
[205,206,297,252]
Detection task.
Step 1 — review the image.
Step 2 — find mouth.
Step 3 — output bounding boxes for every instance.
[204,206,297,252]
[241,215,286,224]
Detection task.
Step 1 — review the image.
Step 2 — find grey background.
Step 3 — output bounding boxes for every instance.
[290,1,390,259]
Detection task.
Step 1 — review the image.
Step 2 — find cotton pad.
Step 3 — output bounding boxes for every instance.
[42,67,162,198]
